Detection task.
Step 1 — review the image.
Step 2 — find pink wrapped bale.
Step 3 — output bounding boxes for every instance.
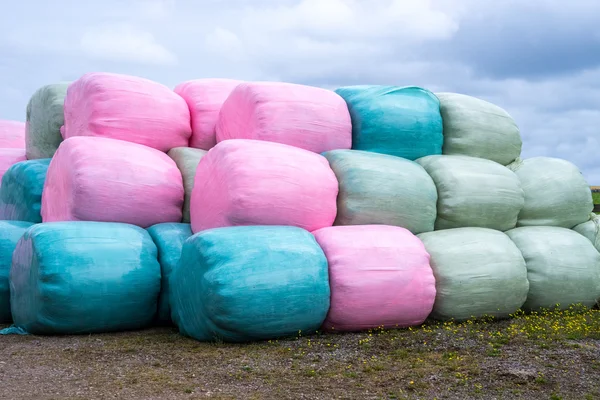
[174,79,242,150]
[190,139,338,233]
[41,137,184,228]
[0,120,26,148]
[313,225,436,332]
[216,82,352,153]
[0,149,26,181]
[62,72,192,152]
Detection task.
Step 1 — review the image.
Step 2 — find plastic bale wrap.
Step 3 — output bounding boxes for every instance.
[334,85,443,160]
[323,150,437,234]
[0,149,27,182]
[0,159,51,223]
[147,223,192,325]
[509,157,593,228]
[190,139,338,233]
[417,228,529,321]
[573,214,600,252]
[174,79,242,150]
[436,92,522,165]
[167,147,207,223]
[63,72,191,152]
[25,83,69,159]
[216,82,352,153]
[0,221,34,323]
[170,226,330,342]
[8,222,161,335]
[506,226,600,311]
[417,155,524,231]
[0,120,25,148]
[41,137,184,228]
[313,225,436,332]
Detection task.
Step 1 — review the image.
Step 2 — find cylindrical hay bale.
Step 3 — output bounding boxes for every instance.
[335,85,443,160]
[63,72,191,152]
[0,159,51,223]
[323,150,437,234]
[9,221,161,334]
[190,139,338,233]
[313,225,436,332]
[573,214,600,252]
[41,137,184,228]
[506,226,600,311]
[418,228,529,321]
[216,82,352,154]
[0,120,25,149]
[167,147,207,223]
[174,79,242,150]
[417,155,524,231]
[436,92,522,165]
[0,149,27,182]
[170,226,330,342]
[509,157,593,228]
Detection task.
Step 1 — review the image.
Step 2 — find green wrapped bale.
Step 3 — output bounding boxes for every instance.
[170,226,330,342]
[506,226,600,311]
[418,228,529,321]
[323,149,437,234]
[0,159,51,223]
[436,92,522,165]
[147,222,192,325]
[573,214,600,252]
[167,147,207,223]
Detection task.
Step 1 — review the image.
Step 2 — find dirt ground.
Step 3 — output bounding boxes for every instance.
[1,306,599,400]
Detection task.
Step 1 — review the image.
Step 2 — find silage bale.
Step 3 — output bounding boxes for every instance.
[506,226,600,311]
[41,137,184,228]
[323,149,437,234]
[334,85,443,160]
[190,139,338,234]
[0,221,34,323]
[436,92,522,165]
[0,159,51,223]
[170,225,330,342]
[313,225,435,332]
[417,155,524,231]
[418,228,529,321]
[174,79,242,150]
[9,221,161,334]
[147,222,192,325]
[0,149,26,182]
[0,120,25,149]
[216,82,352,153]
[167,147,207,223]
[63,72,191,152]
[508,157,593,228]
[573,214,600,252]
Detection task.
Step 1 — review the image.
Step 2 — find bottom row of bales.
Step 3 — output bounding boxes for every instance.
[1,220,600,341]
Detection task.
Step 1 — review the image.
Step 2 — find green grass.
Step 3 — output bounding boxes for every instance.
[593,191,600,205]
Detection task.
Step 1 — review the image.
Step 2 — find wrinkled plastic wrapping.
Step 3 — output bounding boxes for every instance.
[0,159,50,223]
[63,72,191,152]
[8,221,161,335]
[41,137,184,228]
[0,221,34,323]
[25,83,69,159]
[170,226,330,342]
[190,139,338,233]
[417,155,524,231]
[335,85,443,160]
[313,225,435,332]
[0,149,27,182]
[436,92,522,165]
[573,214,600,252]
[323,150,437,234]
[418,228,529,321]
[174,79,242,150]
[216,82,352,153]
[506,226,600,311]
[509,157,593,228]
[0,120,25,148]
[167,147,207,223]
[147,222,192,325]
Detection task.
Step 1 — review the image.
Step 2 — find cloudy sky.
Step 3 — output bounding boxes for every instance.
[1,0,598,182]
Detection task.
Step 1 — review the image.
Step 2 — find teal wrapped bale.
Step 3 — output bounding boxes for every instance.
[506,226,600,311]
[573,214,600,252]
[147,222,192,325]
[9,221,161,335]
[0,221,34,323]
[323,149,437,234]
[418,228,529,321]
[25,83,70,160]
[170,226,330,342]
[335,85,443,160]
[167,147,207,223]
[0,159,51,223]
